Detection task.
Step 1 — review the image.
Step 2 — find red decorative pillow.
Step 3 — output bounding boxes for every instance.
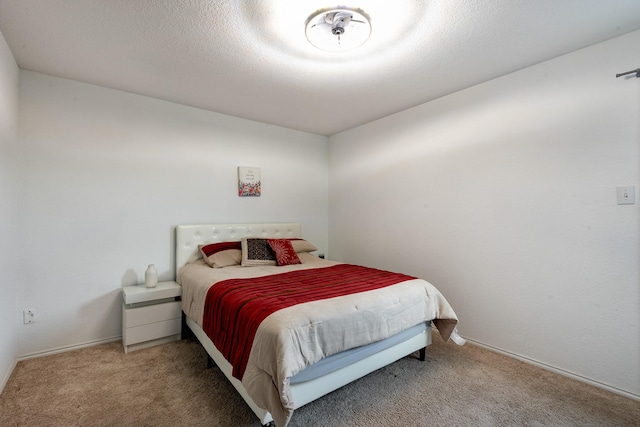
[267,239,301,266]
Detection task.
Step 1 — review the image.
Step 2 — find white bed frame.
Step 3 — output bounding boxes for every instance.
[175,223,432,426]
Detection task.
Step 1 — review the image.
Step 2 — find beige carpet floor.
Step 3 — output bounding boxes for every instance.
[1,334,638,427]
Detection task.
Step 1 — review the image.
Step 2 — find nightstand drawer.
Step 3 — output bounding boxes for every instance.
[123,281,181,304]
[125,301,181,328]
[121,281,183,353]
[124,318,182,346]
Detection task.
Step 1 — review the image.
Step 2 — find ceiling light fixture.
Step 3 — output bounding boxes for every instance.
[305,8,372,52]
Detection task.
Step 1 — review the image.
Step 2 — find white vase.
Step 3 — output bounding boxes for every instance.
[145,264,158,288]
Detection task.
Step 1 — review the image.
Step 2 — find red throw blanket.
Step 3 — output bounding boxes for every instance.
[202,264,416,380]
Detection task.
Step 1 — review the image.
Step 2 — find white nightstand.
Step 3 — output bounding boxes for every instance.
[122,281,182,353]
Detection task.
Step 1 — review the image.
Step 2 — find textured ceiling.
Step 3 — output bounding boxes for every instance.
[1,0,640,136]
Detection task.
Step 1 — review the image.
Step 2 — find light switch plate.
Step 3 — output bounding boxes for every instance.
[617,186,635,205]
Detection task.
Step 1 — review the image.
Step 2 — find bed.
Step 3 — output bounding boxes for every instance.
[175,223,461,427]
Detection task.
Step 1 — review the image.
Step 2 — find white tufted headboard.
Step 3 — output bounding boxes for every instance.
[175,223,302,272]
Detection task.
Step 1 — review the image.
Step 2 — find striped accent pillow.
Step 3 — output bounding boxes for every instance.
[199,241,242,268]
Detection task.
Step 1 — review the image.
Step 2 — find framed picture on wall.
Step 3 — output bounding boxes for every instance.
[238,166,261,197]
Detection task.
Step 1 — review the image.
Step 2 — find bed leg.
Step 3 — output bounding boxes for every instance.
[207,354,214,369]
[419,347,426,361]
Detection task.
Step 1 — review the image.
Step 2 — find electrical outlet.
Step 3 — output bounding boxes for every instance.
[23,309,36,324]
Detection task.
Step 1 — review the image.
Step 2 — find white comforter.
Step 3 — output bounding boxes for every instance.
[178,254,458,427]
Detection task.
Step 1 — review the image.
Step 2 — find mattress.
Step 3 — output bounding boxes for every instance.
[289,321,428,384]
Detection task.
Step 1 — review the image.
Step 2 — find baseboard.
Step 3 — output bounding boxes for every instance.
[17,335,122,361]
[0,358,18,394]
[463,337,640,402]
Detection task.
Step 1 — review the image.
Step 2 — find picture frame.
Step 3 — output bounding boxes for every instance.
[238,166,261,197]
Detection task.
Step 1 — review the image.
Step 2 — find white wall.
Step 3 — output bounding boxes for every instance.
[329,30,639,398]
[0,29,19,391]
[17,71,329,357]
